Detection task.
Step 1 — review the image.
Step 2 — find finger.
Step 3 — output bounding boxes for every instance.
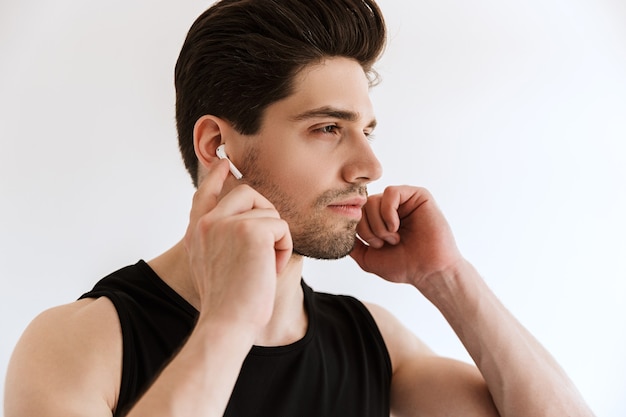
[388,186,432,219]
[381,187,403,233]
[356,207,385,248]
[240,217,293,274]
[272,220,293,274]
[213,184,277,217]
[228,207,282,221]
[362,195,400,245]
[189,160,230,224]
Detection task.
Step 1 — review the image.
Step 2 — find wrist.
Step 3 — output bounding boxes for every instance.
[194,314,259,348]
[416,258,483,310]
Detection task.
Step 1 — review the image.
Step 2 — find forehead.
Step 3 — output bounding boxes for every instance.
[264,57,375,124]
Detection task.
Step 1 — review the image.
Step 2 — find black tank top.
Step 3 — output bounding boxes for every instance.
[80,260,392,416]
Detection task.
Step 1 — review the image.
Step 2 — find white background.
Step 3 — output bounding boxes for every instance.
[1,1,625,415]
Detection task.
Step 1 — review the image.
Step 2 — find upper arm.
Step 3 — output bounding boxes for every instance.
[5,297,123,417]
[365,302,500,417]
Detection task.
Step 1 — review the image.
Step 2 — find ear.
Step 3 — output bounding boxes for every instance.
[193,115,228,171]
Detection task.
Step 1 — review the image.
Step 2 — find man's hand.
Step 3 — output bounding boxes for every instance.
[183,160,293,331]
[350,186,463,288]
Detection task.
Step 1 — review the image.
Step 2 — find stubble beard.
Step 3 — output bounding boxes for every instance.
[240,150,365,260]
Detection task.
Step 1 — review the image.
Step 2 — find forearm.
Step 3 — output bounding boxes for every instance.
[419,260,595,417]
[126,318,254,417]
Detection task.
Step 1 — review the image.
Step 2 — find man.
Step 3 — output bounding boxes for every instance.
[5,0,595,416]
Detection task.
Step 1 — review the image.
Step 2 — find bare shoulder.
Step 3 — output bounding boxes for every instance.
[5,297,122,417]
[364,302,499,416]
[363,302,434,370]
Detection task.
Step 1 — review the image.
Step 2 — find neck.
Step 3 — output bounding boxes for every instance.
[148,240,308,347]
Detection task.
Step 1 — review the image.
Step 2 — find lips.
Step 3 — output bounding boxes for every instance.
[328,197,367,209]
[327,197,367,219]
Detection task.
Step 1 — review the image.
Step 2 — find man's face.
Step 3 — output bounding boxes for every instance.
[233,57,382,259]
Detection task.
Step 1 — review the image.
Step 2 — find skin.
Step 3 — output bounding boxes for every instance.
[4,57,595,417]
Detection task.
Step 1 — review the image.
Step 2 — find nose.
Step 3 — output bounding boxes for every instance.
[341,133,383,184]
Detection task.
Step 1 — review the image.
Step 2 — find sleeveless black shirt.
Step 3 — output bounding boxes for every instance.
[80,261,392,416]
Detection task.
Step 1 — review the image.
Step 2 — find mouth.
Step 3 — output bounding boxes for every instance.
[327,197,367,219]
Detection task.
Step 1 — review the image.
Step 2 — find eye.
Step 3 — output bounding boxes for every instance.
[364,130,376,142]
[315,124,340,135]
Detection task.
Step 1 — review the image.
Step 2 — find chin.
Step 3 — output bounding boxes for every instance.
[294,249,353,261]
[292,233,356,260]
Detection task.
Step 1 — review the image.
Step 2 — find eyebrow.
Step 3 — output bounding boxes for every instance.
[291,106,377,129]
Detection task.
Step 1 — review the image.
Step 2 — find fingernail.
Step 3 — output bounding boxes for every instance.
[385,236,398,245]
[368,238,384,248]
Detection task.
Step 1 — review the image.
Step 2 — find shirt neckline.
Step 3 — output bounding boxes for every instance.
[137,259,315,354]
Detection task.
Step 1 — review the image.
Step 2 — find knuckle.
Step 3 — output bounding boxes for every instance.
[232,218,266,243]
[232,183,255,195]
[195,213,221,236]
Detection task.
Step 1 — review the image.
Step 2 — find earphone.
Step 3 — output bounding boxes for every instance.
[216,144,243,179]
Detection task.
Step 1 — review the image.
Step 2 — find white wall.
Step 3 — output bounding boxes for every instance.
[1,1,624,415]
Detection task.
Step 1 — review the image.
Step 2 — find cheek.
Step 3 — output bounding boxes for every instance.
[282,159,343,213]
[240,150,311,215]
[267,145,329,195]
[248,135,341,212]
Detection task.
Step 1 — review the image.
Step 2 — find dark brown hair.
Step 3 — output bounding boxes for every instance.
[175,0,387,187]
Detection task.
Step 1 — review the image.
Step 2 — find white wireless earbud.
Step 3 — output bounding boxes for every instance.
[216,144,243,179]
